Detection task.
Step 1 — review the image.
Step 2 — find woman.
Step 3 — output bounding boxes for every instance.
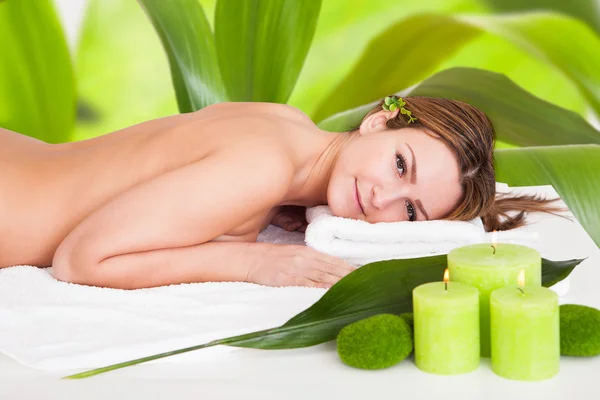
[0,96,562,289]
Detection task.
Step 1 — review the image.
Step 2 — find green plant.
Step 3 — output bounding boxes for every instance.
[0,0,75,142]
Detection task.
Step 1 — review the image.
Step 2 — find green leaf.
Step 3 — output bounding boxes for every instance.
[311,13,481,124]
[495,145,600,248]
[317,67,600,147]
[312,12,600,125]
[214,0,321,103]
[436,26,587,118]
[0,0,75,142]
[138,0,227,112]
[64,256,581,378]
[458,12,600,117]
[481,0,600,37]
[409,68,600,146]
[74,0,179,141]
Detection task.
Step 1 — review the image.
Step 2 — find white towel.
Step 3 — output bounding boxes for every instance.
[0,266,326,372]
[0,185,586,372]
[305,205,486,265]
[303,182,520,266]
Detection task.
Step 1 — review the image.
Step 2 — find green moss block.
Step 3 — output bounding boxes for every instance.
[399,312,414,329]
[560,304,600,357]
[336,313,413,370]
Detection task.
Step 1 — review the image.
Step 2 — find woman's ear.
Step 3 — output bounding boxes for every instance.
[359,110,399,135]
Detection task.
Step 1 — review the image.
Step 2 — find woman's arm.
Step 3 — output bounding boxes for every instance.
[55,240,255,289]
[54,239,355,290]
[52,145,293,287]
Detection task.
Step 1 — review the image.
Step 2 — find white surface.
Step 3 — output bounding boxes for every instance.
[1,185,599,399]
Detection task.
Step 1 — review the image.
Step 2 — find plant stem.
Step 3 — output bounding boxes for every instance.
[63,341,219,379]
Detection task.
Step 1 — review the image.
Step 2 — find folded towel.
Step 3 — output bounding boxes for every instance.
[305,205,485,265]
[303,182,542,266]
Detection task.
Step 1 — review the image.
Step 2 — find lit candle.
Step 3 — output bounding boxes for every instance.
[413,269,480,375]
[447,232,541,357]
[490,270,560,381]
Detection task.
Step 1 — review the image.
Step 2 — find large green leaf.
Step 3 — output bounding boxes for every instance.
[310,13,481,124]
[317,67,600,147]
[410,68,600,146]
[288,0,486,119]
[481,0,600,36]
[0,0,74,142]
[65,256,581,378]
[214,0,321,103]
[138,0,227,112]
[74,0,178,141]
[312,12,600,126]
[459,12,600,117]
[495,145,600,248]
[436,28,587,118]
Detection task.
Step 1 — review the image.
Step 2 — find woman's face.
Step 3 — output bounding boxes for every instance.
[327,114,463,223]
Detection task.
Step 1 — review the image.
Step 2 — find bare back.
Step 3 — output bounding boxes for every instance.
[0,103,318,267]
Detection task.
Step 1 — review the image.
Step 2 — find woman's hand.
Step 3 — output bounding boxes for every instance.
[246,244,357,288]
[271,206,308,232]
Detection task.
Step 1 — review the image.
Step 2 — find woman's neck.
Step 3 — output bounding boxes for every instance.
[282,129,355,207]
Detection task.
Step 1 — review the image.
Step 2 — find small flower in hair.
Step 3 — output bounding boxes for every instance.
[382,95,417,123]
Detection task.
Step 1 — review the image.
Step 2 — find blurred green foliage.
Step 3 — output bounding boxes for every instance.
[74,0,178,141]
[71,0,591,140]
[0,0,75,143]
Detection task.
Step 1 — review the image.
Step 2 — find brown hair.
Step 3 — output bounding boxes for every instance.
[349,96,567,232]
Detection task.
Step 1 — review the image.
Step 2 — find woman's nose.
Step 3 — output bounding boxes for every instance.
[372,184,409,210]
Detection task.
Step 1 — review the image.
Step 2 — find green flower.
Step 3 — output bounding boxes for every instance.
[382,96,417,123]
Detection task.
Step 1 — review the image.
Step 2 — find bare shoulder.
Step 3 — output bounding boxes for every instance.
[193,106,305,184]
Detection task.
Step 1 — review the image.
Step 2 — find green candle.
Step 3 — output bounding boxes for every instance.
[448,242,541,357]
[413,271,480,375]
[490,280,559,381]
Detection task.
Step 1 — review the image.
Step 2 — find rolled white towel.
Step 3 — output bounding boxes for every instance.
[305,205,485,266]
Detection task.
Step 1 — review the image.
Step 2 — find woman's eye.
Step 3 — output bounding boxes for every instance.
[396,152,406,176]
[406,200,416,222]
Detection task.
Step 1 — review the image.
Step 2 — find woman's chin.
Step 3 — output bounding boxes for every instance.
[328,201,355,219]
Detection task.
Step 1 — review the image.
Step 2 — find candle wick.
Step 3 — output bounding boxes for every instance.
[445,281,448,292]
[517,287,525,295]
[491,244,496,255]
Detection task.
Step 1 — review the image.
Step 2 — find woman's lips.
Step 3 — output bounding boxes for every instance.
[355,179,365,214]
